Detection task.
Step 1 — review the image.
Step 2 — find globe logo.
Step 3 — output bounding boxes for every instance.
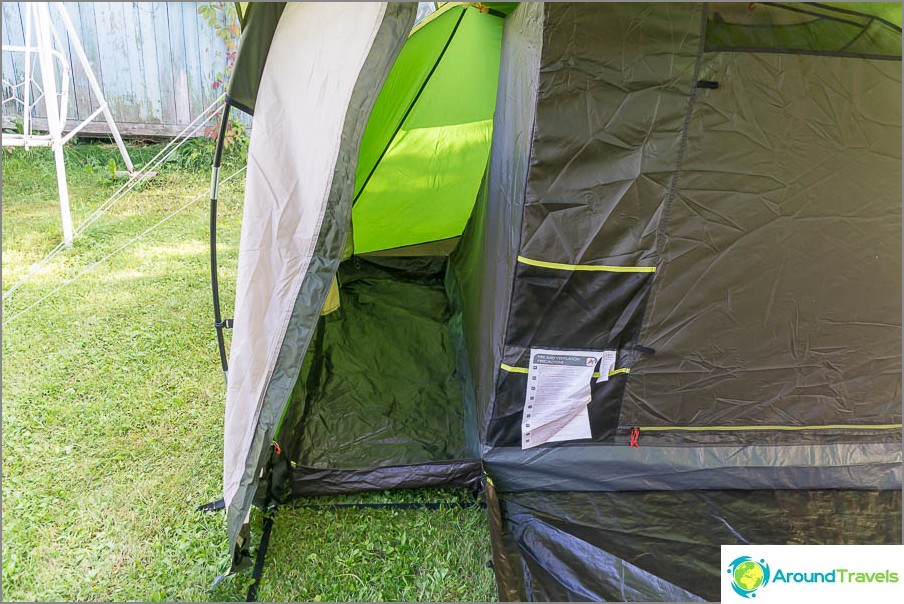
[727,556,771,598]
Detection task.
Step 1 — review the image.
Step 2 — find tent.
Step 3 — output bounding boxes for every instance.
[209,2,903,600]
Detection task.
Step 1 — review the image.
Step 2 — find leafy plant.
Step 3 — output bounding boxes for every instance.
[172,119,248,172]
[85,156,119,185]
[196,2,249,168]
[2,116,24,134]
[171,136,216,172]
[213,118,249,158]
[197,2,240,93]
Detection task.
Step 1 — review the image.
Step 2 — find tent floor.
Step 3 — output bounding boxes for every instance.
[275,256,471,480]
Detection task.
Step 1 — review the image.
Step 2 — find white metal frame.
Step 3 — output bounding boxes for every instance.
[2,2,134,246]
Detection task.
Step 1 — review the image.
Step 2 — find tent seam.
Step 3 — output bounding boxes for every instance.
[489,1,545,446]
[617,4,709,434]
[653,4,708,263]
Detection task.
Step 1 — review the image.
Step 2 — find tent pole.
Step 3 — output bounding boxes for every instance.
[483,474,521,601]
[210,103,232,382]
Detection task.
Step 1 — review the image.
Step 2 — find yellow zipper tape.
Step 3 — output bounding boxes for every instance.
[500,364,630,378]
[517,255,656,273]
[638,424,902,432]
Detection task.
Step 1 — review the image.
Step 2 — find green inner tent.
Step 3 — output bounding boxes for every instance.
[351,4,503,254]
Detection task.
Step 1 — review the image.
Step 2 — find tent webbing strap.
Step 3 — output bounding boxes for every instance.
[638,423,903,432]
[483,475,520,602]
[246,507,274,602]
[197,498,226,513]
[517,255,656,273]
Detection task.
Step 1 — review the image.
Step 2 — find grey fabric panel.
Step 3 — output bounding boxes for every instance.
[482,442,902,491]
[499,489,903,601]
[226,2,286,114]
[446,264,482,458]
[518,2,702,267]
[625,53,903,435]
[480,3,901,453]
[226,3,417,565]
[607,425,900,446]
[470,5,903,600]
[450,1,544,445]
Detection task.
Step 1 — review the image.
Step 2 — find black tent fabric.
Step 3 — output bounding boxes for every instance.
[447,3,902,598]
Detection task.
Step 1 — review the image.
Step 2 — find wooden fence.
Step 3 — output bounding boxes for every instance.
[2,2,233,138]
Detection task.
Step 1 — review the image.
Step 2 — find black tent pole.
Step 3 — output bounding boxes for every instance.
[210,102,232,382]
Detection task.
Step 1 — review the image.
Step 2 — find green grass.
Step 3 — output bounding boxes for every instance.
[255,490,494,602]
[1,141,495,602]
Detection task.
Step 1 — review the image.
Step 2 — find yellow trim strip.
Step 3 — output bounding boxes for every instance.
[517,255,656,273]
[497,362,897,432]
[500,364,630,378]
[638,424,903,432]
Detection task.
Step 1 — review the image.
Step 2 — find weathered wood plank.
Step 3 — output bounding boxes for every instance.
[1,5,19,116]
[73,2,103,115]
[61,2,92,121]
[121,3,148,122]
[170,3,191,125]
[93,2,138,123]
[181,2,204,119]
[150,2,177,125]
[2,2,25,80]
[133,3,162,123]
[197,6,219,111]
[54,3,83,122]
[28,116,214,139]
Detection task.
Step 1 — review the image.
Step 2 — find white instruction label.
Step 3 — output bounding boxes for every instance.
[521,348,610,449]
[596,350,617,383]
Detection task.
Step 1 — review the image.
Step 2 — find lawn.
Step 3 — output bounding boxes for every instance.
[0,140,496,602]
